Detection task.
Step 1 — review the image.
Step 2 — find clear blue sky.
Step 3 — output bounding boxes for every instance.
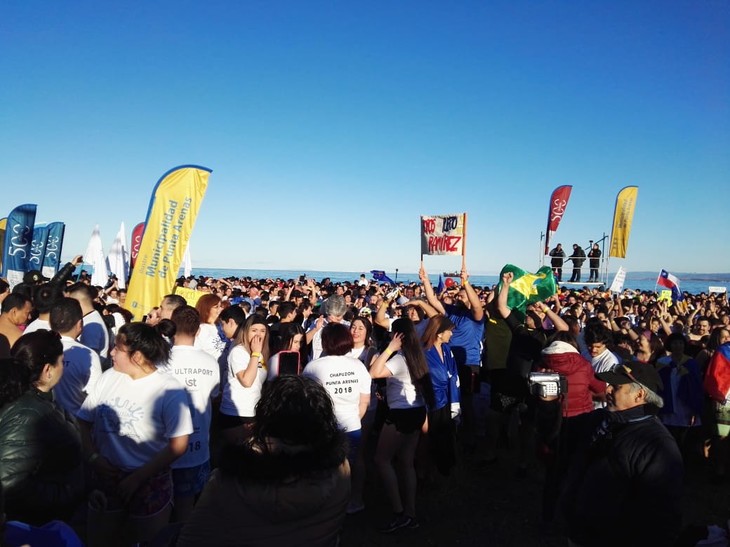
[2,1,728,275]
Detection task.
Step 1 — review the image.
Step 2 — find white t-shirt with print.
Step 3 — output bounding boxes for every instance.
[219,345,267,418]
[303,355,371,432]
[194,323,226,360]
[77,369,193,472]
[160,345,221,468]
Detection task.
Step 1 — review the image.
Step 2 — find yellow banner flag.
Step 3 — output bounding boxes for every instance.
[608,186,638,258]
[126,165,211,320]
[173,286,205,308]
[0,218,6,274]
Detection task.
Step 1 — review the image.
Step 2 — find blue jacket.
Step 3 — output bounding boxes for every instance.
[425,343,460,411]
[656,355,704,417]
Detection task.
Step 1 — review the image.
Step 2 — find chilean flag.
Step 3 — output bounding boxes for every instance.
[657,269,682,301]
[704,343,730,403]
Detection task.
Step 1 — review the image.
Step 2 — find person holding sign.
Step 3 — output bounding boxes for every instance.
[419,261,485,451]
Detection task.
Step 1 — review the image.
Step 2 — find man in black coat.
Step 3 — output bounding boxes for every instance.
[559,362,684,547]
[549,244,565,282]
[568,244,586,282]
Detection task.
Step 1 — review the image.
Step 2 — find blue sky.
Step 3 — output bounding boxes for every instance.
[2,1,728,275]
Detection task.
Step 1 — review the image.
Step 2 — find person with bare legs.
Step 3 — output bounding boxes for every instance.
[370,318,432,533]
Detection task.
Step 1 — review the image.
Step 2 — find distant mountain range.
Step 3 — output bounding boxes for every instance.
[624,272,730,282]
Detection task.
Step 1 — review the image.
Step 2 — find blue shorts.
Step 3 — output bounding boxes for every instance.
[172,460,211,498]
[346,429,362,464]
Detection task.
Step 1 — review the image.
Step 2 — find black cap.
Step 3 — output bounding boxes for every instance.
[23,270,48,284]
[596,362,663,393]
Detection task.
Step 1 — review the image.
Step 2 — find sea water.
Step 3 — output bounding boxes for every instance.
[183,268,730,295]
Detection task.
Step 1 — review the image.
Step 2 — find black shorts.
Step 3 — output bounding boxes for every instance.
[218,412,255,430]
[385,406,427,434]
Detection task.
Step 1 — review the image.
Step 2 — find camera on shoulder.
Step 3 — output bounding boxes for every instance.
[528,372,567,398]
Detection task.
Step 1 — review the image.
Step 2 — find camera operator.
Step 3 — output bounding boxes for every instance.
[534,332,606,521]
[487,271,569,475]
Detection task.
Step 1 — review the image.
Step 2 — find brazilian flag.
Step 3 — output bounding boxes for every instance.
[498,264,557,318]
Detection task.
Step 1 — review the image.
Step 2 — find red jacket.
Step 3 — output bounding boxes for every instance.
[540,341,606,417]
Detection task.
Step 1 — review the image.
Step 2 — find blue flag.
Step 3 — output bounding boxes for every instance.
[28,224,49,272]
[42,222,65,278]
[2,204,37,287]
[371,270,395,284]
[437,274,444,294]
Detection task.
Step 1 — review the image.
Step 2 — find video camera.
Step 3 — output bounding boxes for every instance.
[528,372,567,398]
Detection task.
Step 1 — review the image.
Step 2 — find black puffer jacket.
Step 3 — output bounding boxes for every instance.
[0,388,84,524]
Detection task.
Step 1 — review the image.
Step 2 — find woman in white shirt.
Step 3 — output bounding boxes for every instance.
[219,315,270,445]
[345,316,378,514]
[370,318,433,533]
[303,323,371,464]
[194,294,226,360]
[78,322,193,546]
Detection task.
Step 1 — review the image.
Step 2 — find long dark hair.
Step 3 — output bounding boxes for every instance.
[350,316,373,348]
[219,375,347,480]
[391,318,434,406]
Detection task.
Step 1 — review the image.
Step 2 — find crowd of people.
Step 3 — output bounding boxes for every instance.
[0,260,729,546]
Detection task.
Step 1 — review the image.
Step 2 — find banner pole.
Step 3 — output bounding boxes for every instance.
[461,212,467,273]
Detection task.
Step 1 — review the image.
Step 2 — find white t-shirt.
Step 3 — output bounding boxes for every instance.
[591,348,620,374]
[303,355,371,432]
[346,346,377,411]
[160,345,221,468]
[385,353,425,409]
[23,318,50,334]
[310,327,325,360]
[77,368,193,472]
[219,345,267,418]
[55,336,103,417]
[81,310,110,360]
[194,323,226,360]
[308,320,350,360]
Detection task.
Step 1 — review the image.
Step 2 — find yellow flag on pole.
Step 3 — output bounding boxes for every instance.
[126,165,211,320]
[608,186,638,258]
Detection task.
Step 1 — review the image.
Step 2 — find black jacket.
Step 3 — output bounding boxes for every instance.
[561,406,683,546]
[549,247,565,267]
[569,248,586,267]
[50,260,78,286]
[0,388,84,524]
[588,248,602,268]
